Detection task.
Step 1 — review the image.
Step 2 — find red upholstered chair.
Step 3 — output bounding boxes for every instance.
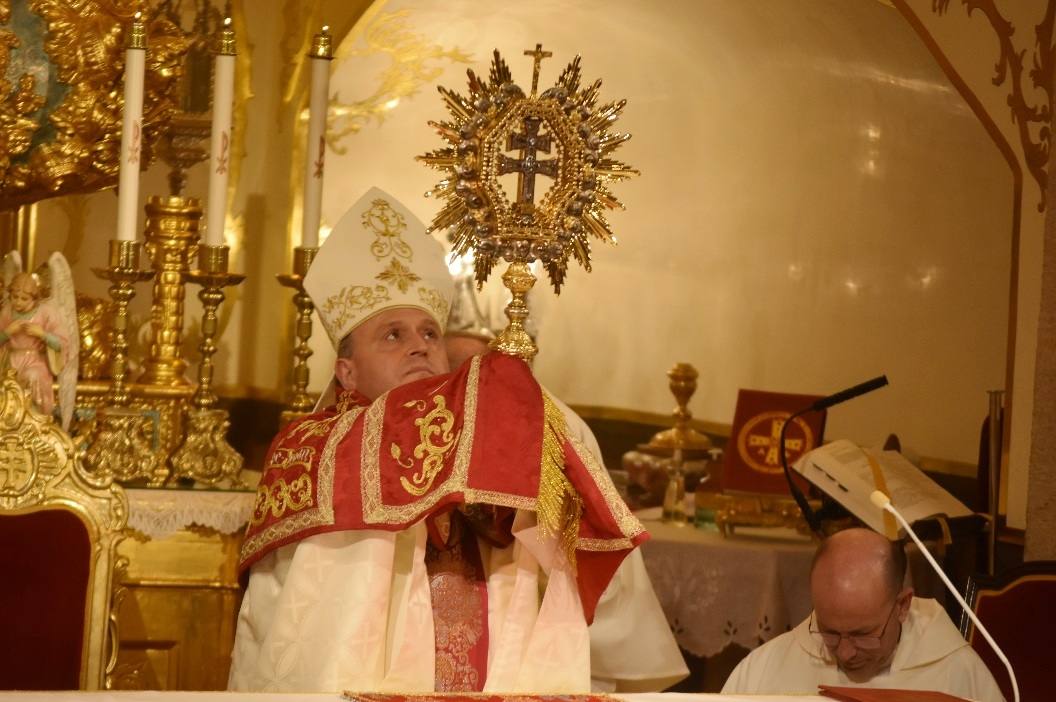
[960,561,1056,702]
[0,371,128,689]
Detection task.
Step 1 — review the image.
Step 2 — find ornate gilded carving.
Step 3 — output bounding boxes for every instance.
[76,293,115,381]
[933,0,1054,209]
[169,408,244,488]
[0,366,128,689]
[391,395,461,496]
[0,3,186,208]
[79,408,160,487]
[74,381,194,487]
[139,196,201,387]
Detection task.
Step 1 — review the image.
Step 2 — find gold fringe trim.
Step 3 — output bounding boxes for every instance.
[538,393,582,571]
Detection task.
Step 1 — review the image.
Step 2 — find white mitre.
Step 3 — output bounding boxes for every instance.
[304,187,454,408]
[305,186,454,349]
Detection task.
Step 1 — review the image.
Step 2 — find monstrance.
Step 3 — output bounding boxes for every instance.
[418,45,638,360]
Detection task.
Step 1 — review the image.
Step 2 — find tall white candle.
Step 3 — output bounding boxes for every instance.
[205,17,236,247]
[116,12,147,242]
[300,25,333,249]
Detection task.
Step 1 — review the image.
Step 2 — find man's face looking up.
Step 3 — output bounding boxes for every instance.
[334,307,450,400]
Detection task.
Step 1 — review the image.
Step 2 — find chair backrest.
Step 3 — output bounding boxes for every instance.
[0,370,127,689]
[960,561,1056,702]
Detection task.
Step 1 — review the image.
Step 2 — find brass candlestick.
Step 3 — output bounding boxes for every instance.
[277,246,318,422]
[80,240,160,486]
[139,196,201,387]
[170,245,246,487]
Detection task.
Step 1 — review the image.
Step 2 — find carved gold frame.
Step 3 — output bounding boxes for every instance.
[0,369,129,689]
[0,1,186,208]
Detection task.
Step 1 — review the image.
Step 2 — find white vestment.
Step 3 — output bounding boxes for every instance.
[722,597,1004,702]
[229,398,687,693]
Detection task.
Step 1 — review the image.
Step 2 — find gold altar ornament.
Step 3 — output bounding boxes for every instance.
[419,45,638,359]
[139,196,202,387]
[639,363,713,457]
[0,3,185,208]
[81,240,160,486]
[171,245,246,487]
[277,246,319,422]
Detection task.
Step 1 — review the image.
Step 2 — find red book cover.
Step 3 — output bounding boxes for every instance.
[819,684,972,702]
[721,389,826,495]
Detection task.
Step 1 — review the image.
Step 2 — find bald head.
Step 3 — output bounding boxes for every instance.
[809,528,913,681]
[811,528,907,599]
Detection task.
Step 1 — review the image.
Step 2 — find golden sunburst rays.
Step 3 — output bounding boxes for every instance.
[418,46,638,293]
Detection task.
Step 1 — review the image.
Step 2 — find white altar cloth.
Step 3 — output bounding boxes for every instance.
[125,488,255,540]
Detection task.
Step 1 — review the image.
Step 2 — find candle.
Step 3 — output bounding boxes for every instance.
[205,17,236,247]
[300,25,333,249]
[116,12,147,242]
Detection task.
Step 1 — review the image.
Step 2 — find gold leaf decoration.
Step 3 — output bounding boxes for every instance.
[0,2,186,208]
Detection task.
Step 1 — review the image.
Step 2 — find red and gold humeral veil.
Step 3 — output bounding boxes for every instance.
[242,353,646,622]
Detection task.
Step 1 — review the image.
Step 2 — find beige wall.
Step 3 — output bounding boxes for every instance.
[895,0,1049,529]
[319,1,1014,473]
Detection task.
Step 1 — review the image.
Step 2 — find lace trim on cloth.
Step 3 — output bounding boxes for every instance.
[126,489,256,540]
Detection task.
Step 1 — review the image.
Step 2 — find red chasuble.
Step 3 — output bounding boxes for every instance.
[241,352,647,624]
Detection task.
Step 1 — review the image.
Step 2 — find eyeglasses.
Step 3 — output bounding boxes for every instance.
[809,601,899,651]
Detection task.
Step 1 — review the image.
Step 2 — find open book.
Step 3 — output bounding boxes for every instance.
[792,439,972,537]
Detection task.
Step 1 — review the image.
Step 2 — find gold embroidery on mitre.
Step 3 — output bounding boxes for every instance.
[377,258,421,293]
[322,284,392,339]
[364,198,413,261]
[391,394,462,496]
[418,286,450,321]
[250,474,314,526]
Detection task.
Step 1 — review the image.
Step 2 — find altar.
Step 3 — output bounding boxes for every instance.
[112,489,255,690]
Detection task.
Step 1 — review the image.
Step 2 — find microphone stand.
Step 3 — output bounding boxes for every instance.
[781,375,889,535]
[780,406,822,534]
[871,491,1020,702]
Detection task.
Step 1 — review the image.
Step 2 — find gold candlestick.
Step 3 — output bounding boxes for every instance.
[277,246,319,422]
[81,240,160,486]
[170,245,246,487]
[139,196,201,386]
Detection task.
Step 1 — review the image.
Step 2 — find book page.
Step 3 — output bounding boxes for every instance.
[793,439,971,533]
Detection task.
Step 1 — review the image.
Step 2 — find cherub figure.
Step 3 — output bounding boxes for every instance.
[0,251,79,430]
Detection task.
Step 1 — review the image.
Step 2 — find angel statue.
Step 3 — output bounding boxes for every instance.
[0,251,79,430]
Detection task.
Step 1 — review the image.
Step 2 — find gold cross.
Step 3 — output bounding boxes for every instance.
[747,419,803,467]
[524,43,552,96]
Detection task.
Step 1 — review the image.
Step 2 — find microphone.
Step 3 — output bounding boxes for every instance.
[870,491,1020,702]
[809,375,888,412]
[780,375,889,533]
